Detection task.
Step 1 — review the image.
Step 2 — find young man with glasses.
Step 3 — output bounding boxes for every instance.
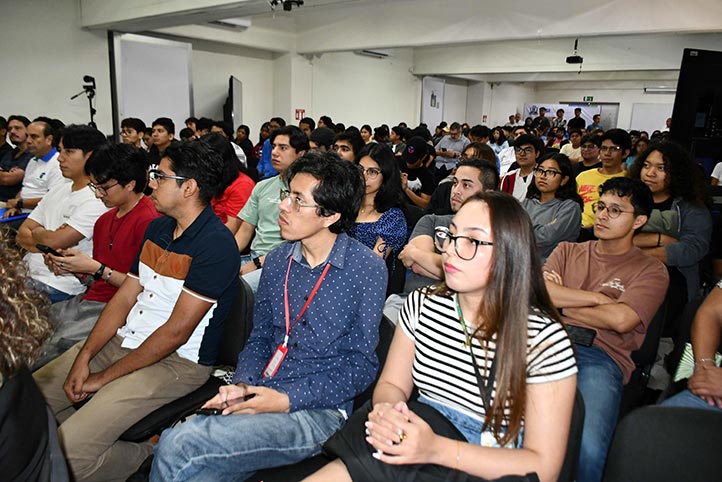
[151,151,387,481]
[120,117,147,149]
[34,141,241,481]
[15,125,108,303]
[33,143,159,368]
[500,133,543,201]
[234,125,309,292]
[576,129,630,228]
[543,177,669,482]
[572,134,602,177]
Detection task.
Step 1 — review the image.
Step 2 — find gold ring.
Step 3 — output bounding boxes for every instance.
[399,432,407,443]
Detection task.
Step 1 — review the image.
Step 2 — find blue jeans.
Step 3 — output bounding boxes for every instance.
[575,345,624,482]
[662,389,722,412]
[240,251,262,294]
[150,408,346,482]
[28,279,75,304]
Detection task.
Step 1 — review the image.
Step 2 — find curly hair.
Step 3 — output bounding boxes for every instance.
[629,141,707,207]
[0,232,51,376]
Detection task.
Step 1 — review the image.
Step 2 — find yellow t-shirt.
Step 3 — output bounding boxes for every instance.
[576,169,628,227]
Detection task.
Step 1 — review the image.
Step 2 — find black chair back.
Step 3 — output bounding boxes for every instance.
[602,406,722,482]
[561,390,585,482]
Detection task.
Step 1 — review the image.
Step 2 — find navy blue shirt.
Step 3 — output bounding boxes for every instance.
[233,233,387,414]
[0,148,33,201]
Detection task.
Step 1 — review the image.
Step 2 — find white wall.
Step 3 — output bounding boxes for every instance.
[309,49,421,128]
[442,78,468,125]
[0,0,113,132]
[465,82,485,125]
[486,83,536,127]
[534,80,677,130]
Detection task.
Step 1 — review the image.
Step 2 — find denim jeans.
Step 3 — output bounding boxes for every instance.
[661,389,722,412]
[28,278,75,304]
[574,345,623,482]
[240,251,262,294]
[150,408,346,482]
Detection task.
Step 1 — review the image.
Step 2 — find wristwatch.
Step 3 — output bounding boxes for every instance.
[93,263,107,280]
[16,198,23,209]
[252,257,263,269]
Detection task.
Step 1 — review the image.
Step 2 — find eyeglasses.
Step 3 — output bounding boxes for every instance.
[534,168,562,178]
[358,166,381,180]
[580,144,598,150]
[600,145,623,153]
[434,226,493,261]
[514,146,535,155]
[149,169,190,183]
[592,201,635,218]
[279,189,320,212]
[88,181,119,196]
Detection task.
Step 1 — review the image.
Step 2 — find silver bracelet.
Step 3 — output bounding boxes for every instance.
[695,357,716,365]
[104,268,113,281]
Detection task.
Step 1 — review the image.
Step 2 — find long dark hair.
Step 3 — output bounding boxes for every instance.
[355,143,403,212]
[432,191,561,445]
[629,141,707,207]
[526,153,584,208]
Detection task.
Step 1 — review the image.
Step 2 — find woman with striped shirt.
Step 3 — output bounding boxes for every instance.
[307,192,577,482]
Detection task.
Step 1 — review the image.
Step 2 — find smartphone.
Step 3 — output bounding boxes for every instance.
[36,244,62,257]
[195,407,223,416]
[441,148,447,152]
[566,324,597,347]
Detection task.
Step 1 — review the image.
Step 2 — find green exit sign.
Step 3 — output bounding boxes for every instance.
[583,96,594,102]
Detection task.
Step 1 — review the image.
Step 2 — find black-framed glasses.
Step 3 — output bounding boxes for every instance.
[514,146,534,155]
[534,168,562,178]
[592,201,635,218]
[358,166,381,180]
[434,226,493,261]
[149,169,190,183]
[279,189,320,212]
[88,181,120,196]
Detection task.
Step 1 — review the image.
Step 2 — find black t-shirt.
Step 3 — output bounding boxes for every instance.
[532,115,551,133]
[573,160,602,178]
[653,197,675,211]
[424,181,453,215]
[568,117,586,130]
[402,164,435,196]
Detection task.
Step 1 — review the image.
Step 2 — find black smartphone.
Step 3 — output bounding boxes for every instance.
[195,407,223,416]
[566,324,597,347]
[441,148,447,152]
[36,244,62,257]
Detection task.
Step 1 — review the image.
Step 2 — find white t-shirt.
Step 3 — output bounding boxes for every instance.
[25,183,109,295]
[711,162,722,181]
[560,144,582,161]
[20,150,67,205]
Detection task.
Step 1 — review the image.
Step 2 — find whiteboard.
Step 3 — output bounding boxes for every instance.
[113,33,193,140]
[630,103,673,133]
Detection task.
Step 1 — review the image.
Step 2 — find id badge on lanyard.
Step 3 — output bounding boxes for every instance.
[262,256,330,378]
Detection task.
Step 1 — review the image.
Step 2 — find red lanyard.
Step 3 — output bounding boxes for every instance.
[282,255,331,347]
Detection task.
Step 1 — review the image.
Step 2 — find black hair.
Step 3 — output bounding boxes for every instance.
[462,142,496,164]
[568,128,582,137]
[556,108,565,115]
[258,122,271,142]
[449,122,461,131]
[456,157,500,191]
[185,116,198,125]
[85,143,149,193]
[179,128,195,140]
[491,126,507,145]
[334,131,364,156]
[512,133,544,154]
[361,124,372,134]
[334,123,345,134]
[526,153,583,208]
[629,141,707,207]
[391,125,408,141]
[7,115,30,127]
[196,117,213,133]
[270,117,287,127]
[374,125,389,141]
[200,132,252,194]
[121,117,146,133]
[237,125,250,137]
[355,143,403,212]
[469,124,491,140]
[270,125,310,153]
[598,177,653,217]
[0,116,6,130]
[299,117,315,131]
[602,128,632,151]
[152,117,175,135]
[286,151,365,234]
[33,117,65,146]
[163,141,226,204]
[318,116,333,129]
[212,120,233,139]
[60,124,106,154]
[580,133,601,147]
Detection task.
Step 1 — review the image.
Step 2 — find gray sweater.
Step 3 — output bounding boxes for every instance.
[522,197,582,262]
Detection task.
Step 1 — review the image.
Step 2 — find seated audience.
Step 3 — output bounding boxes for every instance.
[252,121,271,161]
[400,136,435,209]
[0,232,69,481]
[16,125,109,303]
[211,120,247,165]
[662,282,722,411]
[544,177,669,482]
[489,126,509,154]
[309,127,336,152]
[560,128,583,163]
[120,117,147,149]
[349,143,407,262]
[147,117,178,165]
[390,124,407,155]
[577,129,630,228]
[33,141,241,481]
[433,122,470,183]
[500,133,543,202]
[498,125,529,176]
[523,153,583,261]
[333,130,364,162]
[307,192,577,482]
[0,115,33,203]
[298,117,315,137]
[33,143,159,368]
[234,124,256,169]
[257,117,286,179]
[235,126,308,291]
[203,133,255,235]
[360,124,373,144]
[4,118,65,221]
[150,152,387,481]
[572,134,602,178]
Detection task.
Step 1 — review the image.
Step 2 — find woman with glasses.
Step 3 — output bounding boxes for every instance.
[307,191,577,482]
[523,153,583,261]
[629,141,712,319]
[36,143,159,369]
[348,143,407,262]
